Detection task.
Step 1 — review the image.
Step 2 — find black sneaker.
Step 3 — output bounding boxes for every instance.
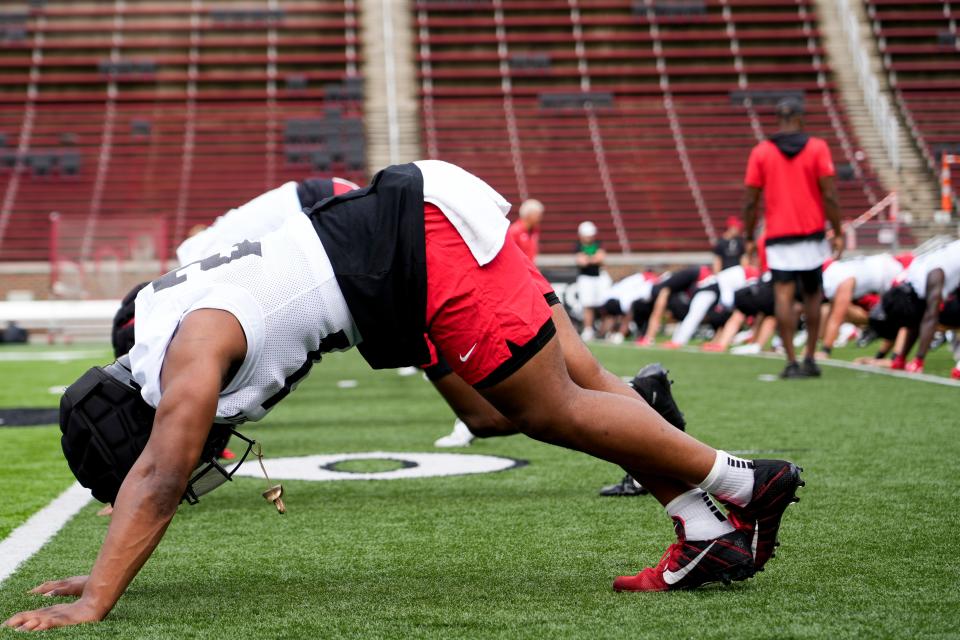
[599,474,649,497]
[856,327,878,348]
[722,460,804,571]
[780,361,803,379]
[800,357,821,377]
[613,519,756,591]
[630,363,686,430]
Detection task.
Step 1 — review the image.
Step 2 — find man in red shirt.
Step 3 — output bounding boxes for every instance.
[507,198,543,261]
[743,97,844,378]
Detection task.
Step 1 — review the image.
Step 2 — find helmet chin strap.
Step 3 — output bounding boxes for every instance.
[252,443,286,514]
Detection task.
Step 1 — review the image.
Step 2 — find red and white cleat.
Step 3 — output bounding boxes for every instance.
[721,460,804,571]
[613,519,755,592]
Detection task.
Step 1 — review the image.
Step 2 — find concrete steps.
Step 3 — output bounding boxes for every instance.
[360,0,421,170]
[812,0,939,231]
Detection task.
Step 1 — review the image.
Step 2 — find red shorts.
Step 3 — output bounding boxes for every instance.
[424,203,555,387]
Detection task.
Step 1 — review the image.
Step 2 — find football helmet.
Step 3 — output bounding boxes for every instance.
[60,355,254,504]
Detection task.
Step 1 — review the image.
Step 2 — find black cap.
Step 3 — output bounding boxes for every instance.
[775,96,804,118]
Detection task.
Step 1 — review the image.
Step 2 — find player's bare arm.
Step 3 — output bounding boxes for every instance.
[914,269,945,360]
[818,175,844,258]
[742,186,761,258]
[821,278,855,355]
[4,309,245,632]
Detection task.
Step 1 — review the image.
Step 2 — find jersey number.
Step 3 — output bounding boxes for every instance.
[152,240,263,292]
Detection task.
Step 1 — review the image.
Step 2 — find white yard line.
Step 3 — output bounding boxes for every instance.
[594,342,960,388]
[0,350,106,362]
[0,483,92,586]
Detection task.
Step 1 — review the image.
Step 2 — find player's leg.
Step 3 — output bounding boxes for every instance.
[670,288,717,346]
[772,271,799,372]
[478,337,774,589]
[706,309,745,351]
[431,368,517,439]
[799,269,824,369]
[549,300,692,498]
[431,299,688,449]
[425,206,800,589]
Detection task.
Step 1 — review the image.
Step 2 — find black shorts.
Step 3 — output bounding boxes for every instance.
[877,283,925,331]
[601,299,624,317]
[939,291,960,327]
[658,266,702,295]
[770,267,823,297]
[631,298,654,333]
[705,306,733,330]
[667,291,691,321]
[734,282,775,317]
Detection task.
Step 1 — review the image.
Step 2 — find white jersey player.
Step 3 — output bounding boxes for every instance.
[132,213,361,424]
[668,265,759,347]
[887,239,960,372]
[822,253,905,301]
[819,253,910,354]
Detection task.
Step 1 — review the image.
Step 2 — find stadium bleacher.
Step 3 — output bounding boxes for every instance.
[0,0,365,262]
[0,0,950,268]
[866,0,960,169]
[416,0,882,253]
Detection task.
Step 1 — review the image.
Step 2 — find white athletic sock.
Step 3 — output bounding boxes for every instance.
[665,489,735,541]
[698,450,755,507]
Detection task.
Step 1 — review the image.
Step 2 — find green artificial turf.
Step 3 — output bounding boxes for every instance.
[1,345,958,638]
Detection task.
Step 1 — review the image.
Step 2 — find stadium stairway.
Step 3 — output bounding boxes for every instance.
[814,0,938,224]
[867,0,960,189]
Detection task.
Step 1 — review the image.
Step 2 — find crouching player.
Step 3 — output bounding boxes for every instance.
[5,161,804,632]
[817,253,910,358]
[878,239,960,373]
[112,175,691,481]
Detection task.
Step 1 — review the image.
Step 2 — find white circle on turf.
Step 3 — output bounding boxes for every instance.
[336,380,358,389]
[232,451,523,482]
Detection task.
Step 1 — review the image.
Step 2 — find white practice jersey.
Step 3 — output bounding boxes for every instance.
[906,239,960,299]
[130,213,360,424]
[822,253,903,300]
[175,182,302,265]
[607,273,655,310]
[699,266,753,308]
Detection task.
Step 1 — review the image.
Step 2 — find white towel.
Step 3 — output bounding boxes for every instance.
[415,160,512,266]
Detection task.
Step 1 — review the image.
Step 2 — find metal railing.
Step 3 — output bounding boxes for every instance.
[836,0,901,171]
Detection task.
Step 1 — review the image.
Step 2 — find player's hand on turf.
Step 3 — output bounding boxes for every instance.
[4,599,104,632]
[29,575,88,598]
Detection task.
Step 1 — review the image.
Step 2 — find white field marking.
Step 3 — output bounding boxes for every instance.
[0,483,93,586]
[48,385,67,395]
[757,374,779,382]
[0,350,106,362]
[594,342,960,388]
[233,451,522,482]
[336,380,358,389]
